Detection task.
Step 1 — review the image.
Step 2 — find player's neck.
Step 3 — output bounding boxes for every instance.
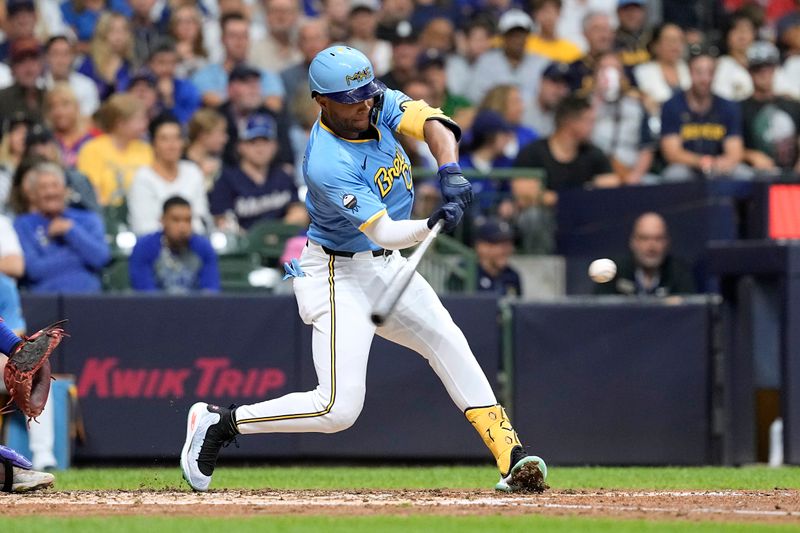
[320,114,359,140]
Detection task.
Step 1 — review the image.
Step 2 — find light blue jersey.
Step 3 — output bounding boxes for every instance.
[303,89,454,253]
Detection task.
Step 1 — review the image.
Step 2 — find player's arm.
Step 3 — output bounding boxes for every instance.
[384,90,473,207]
[361,204,463,250]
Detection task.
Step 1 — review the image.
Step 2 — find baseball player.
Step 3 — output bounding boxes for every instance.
[181,46,547,493]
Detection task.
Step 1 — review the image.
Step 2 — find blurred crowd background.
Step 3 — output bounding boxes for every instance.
[0,0,796,298]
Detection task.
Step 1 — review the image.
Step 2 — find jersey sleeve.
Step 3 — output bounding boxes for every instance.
[380,88,462,142]
[305,149,387,231]
[723,99,743,139]
[660,96,681,137]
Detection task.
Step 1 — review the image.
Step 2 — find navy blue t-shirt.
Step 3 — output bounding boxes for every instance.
[209,165,298,230]
[660,92,742,156]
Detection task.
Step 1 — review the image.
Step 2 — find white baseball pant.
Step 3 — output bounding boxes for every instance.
[234,241,497,434]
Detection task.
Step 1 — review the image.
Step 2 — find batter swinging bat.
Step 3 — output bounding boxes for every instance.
[370,220,445,326]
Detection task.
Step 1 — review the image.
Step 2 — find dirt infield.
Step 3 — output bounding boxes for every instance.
[3,489,800,524]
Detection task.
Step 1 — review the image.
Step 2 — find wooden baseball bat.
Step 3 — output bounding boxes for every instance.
[370,220,444,326]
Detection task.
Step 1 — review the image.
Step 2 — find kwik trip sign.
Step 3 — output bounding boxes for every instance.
[77,357,288,400]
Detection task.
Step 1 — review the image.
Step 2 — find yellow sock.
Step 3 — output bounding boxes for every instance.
[465,404,521,476]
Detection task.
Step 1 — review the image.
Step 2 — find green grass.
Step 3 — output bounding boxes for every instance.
[1,515,799,533]
[53,464,800,491]
[5,466,799,533]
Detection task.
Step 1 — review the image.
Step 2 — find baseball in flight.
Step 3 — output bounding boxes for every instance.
[589,258,617,283]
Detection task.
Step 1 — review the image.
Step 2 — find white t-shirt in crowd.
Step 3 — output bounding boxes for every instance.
[127,161,211,235]
[0,215,22,258]
[633,60,691,105]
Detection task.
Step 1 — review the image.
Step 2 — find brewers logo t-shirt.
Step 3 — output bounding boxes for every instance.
[660,92,742,156]
[209,165,299,230]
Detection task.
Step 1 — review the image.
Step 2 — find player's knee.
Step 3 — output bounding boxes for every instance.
[319,387,365,433]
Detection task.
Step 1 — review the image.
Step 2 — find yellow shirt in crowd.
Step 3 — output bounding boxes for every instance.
[525,35,582,63]
[77,135,154,206]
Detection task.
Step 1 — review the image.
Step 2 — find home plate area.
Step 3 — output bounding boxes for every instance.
[3,489,800,523]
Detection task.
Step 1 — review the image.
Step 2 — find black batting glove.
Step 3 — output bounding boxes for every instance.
[438,163,473,208]
[427,202,464,233]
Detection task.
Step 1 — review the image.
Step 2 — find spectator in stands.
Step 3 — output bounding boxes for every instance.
[42,36,99,117]
[660,50,752,181]
[557,0,616,52]
[472,218,522,296]
[633,23,690,115]
[418,49,471,124]
[741,41,800,175]
[713,9,759,101]
[169,4,209,79]
[191,13,284,112]
[147,41,201,125]
[60,0,131,47]
[218,65,293,168]
[24,124,99,213]
[210,113,305,231]
[45,85,94,170]
[77,12,133,101]
[459,110,516,211]
[445,17,493,98]
[280,18,331,116]
[129,196,220,293]
[0,214,24,280]
[378,26,420,90]
[481,84,538,166]
[566,11,616,93]
[614,0,650,71]
[512,95,617,253]
[418,17,455,54]
[0,0,38,63]
[77,93,153,205]
[590,52,656,185]
[347,0,392,76]
[776,0,800,57]
[320,0,351,42]
[522,62,571,137]
[125,69,161,120]
[186,108,229,190]
[248,0,302,72]
[129,0,159,66]
[128,115,209,235]
[0,115,30,183]
[514,94,617,196]
[527,0,582,63]
[14,162,109,293]
[594,212,695,296]
[0,38,46,124]
[468,10,547,105]
[376,0,414,42]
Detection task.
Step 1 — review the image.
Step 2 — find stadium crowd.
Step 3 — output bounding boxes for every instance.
[0,0,795,295]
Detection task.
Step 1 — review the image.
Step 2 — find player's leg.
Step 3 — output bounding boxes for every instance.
[0,444,54,492]
[375,269,546,492]
[181,253,376,491]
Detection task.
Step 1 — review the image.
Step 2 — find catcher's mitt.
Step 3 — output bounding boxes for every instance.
[2,320,68,422]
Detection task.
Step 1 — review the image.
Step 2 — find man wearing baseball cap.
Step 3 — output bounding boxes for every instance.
[208,113,306,230]
[0,0,37,63]
[522,61,571,137]
[0,38,45,123]
[468,9,548,104]
[614,0,650,69]
[741,41,800,175]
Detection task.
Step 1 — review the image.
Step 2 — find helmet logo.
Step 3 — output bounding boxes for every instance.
[345,67,372,86]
